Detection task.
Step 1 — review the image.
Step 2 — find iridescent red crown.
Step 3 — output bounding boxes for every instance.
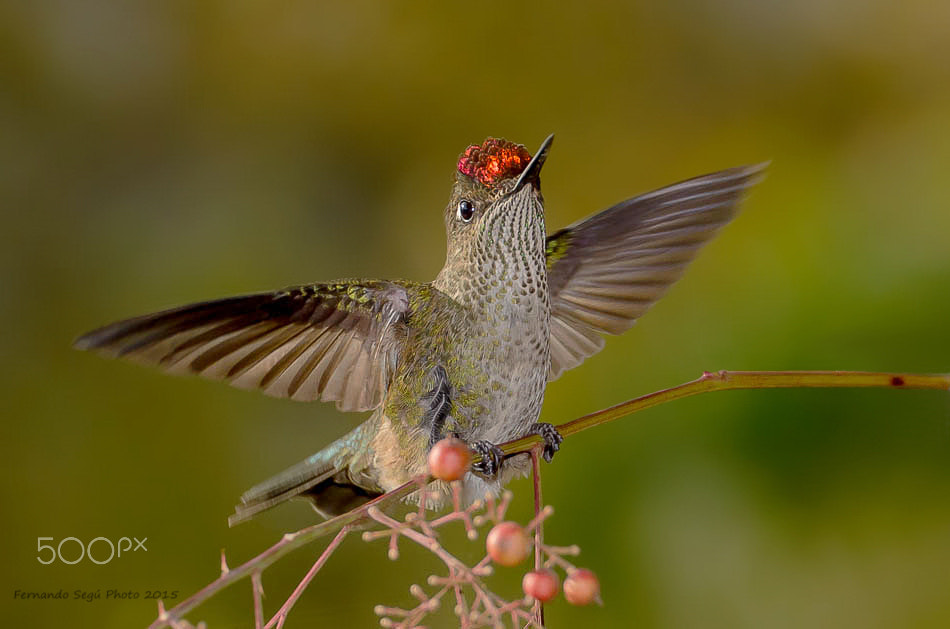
[457,138,532,187]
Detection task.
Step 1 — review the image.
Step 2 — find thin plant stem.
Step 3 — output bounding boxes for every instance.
[530,446,545,627]
[264,526,351,629]
[497,370,950,455]
[149,482,418,629]
[251,572,264,629]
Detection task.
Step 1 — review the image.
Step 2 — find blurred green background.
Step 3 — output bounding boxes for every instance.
[3,1,950,627]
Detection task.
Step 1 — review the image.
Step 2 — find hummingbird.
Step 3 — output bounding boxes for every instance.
[75,135,764,526]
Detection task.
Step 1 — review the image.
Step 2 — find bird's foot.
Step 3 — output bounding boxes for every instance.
[470,440,505,479]
[528,422,563,463]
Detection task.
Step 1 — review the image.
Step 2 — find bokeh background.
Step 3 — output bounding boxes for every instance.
[3,2,950,627]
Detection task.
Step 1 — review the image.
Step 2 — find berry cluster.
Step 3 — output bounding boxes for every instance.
[367,438,601,627]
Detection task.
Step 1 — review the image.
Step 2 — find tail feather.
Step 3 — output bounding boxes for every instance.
[229,455,337,526]
[228,421,380,526]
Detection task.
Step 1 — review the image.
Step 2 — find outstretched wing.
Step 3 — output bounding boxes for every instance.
[546,164,766,380]
[74,280,414,411]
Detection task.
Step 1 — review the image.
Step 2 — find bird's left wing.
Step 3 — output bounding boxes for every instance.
[75,280,417,411]
[546,165,766,380]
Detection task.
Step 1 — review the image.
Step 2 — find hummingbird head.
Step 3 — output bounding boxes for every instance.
[439,136,553,285]
[456,138,535,189]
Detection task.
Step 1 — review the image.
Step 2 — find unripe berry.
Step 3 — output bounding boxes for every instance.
[522,569,559,602]
[427,437,471,482]
[563,568,600,606]
[485,521,530,566]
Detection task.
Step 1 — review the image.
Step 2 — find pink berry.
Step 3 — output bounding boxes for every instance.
[522,569,559,602]
[427,437,471,482]
[485,521,530,567]
[563,569,600,606]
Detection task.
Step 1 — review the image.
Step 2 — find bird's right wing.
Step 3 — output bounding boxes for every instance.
[75,280,419,412]
[545,165,766,380]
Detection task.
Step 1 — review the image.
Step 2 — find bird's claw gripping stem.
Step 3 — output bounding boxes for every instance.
[528,422,563,462]
[467,422,562,478]
[470,440,505,479]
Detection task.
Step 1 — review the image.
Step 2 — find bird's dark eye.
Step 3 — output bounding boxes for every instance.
[457,199,475,223]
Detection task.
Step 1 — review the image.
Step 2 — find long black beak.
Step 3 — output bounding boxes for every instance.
[512,133,554,193]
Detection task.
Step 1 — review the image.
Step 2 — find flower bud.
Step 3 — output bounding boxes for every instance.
[522,569,559,602]
[563,568,600,606]
[427,437,471,482]
[485,521,529,566]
